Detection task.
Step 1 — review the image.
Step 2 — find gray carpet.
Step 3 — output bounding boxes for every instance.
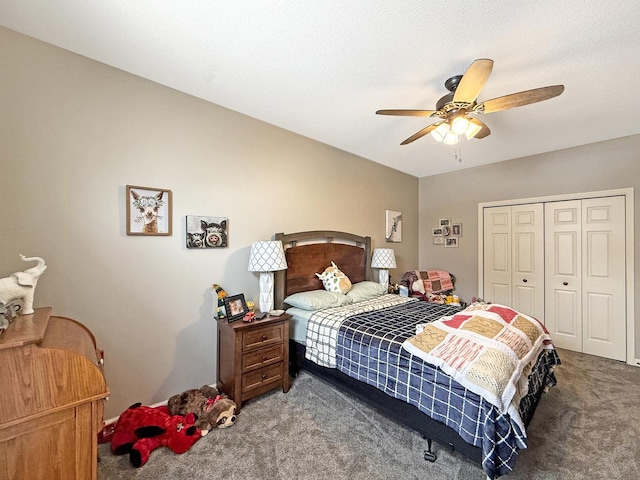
[98,348,640,479]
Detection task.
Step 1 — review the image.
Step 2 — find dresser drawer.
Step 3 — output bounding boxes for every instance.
[242,363,283,393]
[242,345,284,373]
[242,324,284,351]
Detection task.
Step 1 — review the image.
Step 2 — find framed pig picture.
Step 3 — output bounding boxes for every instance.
[186,215,228,248]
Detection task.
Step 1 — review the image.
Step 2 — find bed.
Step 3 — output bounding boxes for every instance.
[273,230,560,479]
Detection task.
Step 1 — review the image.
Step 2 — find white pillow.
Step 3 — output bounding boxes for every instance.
[284,290,353,311]
[346,281,387,303]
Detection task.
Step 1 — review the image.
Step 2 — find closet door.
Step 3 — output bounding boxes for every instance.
[581,196,626,360]
[512,204,545,321]
[483,206,512,306]
[483,204,544,319]
[545,200,582,352]
[545,196,626,360]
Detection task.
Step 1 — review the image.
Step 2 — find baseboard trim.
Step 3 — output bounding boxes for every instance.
[103,398,168,426]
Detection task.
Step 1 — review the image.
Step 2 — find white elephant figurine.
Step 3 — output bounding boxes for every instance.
[0,255,47,315]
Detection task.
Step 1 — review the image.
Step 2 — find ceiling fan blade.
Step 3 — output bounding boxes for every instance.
[376,109,436,117]
[400,122,441,145]
[481,85,565,114]
[453,58,494,103]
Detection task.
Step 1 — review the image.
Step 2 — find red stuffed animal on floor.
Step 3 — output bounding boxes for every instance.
[111,403,202,467]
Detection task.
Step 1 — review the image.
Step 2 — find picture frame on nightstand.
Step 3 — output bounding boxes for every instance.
[224,294,249,323]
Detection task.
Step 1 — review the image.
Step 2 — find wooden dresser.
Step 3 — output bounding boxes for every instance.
[0,307,108,480]
[216,314,290,411]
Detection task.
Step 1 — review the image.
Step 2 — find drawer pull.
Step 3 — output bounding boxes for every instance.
[262,356,267,361]
[262,335,267,340]
[262,374,267,380]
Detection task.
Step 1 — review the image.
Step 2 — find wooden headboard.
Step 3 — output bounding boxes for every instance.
[273,230,372,309]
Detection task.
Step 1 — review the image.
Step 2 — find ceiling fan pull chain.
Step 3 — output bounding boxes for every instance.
[454,142,462,163]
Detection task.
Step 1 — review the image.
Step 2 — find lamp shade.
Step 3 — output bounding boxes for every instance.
[248,241,287,272]
[371,248,396,269]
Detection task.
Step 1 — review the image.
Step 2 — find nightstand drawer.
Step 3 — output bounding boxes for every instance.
[242,345,283,372]
[242,324,284,351]
[242,363,283,393]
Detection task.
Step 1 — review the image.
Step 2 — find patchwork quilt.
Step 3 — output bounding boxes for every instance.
[402,304,554,434]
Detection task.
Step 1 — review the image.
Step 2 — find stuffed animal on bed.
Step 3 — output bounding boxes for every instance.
[315,261,352,293]
[111,403,202,467]
[167,385,238,434]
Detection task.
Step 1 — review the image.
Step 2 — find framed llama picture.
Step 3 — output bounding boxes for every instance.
[186,215,228,248]
[126,185,172,236]
[385,210,402,243]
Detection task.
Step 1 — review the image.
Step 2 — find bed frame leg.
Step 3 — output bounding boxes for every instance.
[423,437,437,462]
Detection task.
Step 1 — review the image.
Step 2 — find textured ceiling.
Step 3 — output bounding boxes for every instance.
[2,1,639,177]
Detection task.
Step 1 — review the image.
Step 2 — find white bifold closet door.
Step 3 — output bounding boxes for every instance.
[483,203,545,321]
[544,196,626,361]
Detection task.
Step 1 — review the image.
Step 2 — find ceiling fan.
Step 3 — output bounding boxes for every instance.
[376,59,564,146]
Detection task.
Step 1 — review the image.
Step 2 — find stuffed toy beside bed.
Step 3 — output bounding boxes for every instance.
[167,385,238,434]
[316,261,352,293]
[111,403,202,467]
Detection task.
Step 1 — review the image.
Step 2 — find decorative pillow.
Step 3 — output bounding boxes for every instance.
[284,290,353,311]
[315,261,352,293]
[346,281,387,303]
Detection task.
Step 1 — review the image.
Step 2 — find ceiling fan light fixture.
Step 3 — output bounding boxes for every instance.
[450,116,470,135]
[465,118,483,139]
[442,131,459,145]
[430,122,450,142]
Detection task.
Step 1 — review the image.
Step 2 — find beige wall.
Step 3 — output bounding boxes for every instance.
[419,136,639,360]
[0,27,418,418]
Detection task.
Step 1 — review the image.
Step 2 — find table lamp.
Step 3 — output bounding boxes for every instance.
[371,248,396,290]
[248,240,288,313]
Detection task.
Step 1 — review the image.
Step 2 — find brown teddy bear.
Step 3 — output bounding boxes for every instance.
[167,385,237,435]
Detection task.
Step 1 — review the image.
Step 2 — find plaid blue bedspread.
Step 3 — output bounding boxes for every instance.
[314,298,560,479]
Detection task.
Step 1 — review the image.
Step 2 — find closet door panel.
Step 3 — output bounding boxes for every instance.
[489,283,511,306]
[554,289,581,342]
[483,207,512,306]
[545,201,582,351]
[512,204,544,320]
[581,196,626,361]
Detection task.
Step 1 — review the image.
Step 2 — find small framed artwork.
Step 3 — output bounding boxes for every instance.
[452,224,462,236]
[432,227,443,236]
[442,226,451,237]
[445,237,459,248]
[439,218,451,227]
[224,294,249,323]
[433,237,444,245]
[186,215,228,248]
[126,185,172,236]
[385,210,402,242]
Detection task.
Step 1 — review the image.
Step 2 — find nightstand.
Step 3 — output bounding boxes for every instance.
[216,313,291,411]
